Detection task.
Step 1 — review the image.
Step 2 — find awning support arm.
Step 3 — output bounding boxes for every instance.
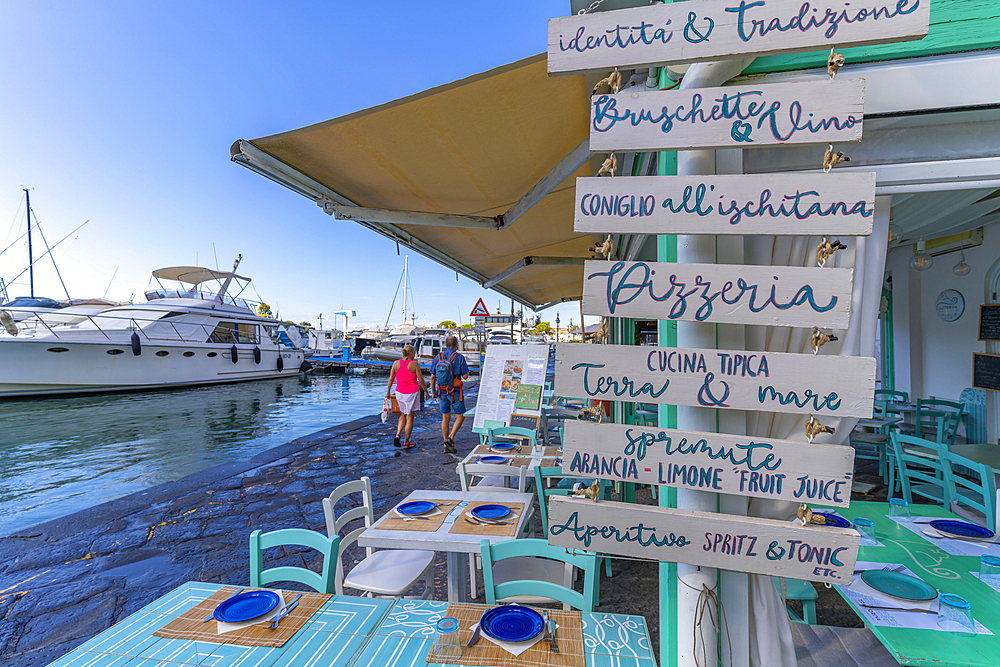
[499,137,591,229]
[331,205,501,229]
[535,296,578,312]
[483,255,587,289]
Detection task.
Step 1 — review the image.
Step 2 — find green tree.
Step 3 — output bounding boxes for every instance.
[459,323,473,329]
[535,321,551,333]
[258,302,273,317]
[299,321,312,328]
[439,320,458,329]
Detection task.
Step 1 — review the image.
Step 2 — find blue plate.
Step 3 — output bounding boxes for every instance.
[860,570,938,602]
[214,591,281,623]
[929,519,995,540]
[397,501,436,516]
[480,605,545,643]
[812,512,851,528]
[471,504,511,520]
[480,456,507,464]
[490,442,516,452]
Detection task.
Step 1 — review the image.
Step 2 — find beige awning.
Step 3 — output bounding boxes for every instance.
[152,266,251,284]
[231,54,604,309]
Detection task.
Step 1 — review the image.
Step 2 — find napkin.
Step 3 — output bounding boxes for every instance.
[216,592,288,634]
[469,616,556,656]
[394,505,444,520]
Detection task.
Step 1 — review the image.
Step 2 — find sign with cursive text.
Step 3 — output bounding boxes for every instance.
[562,421,854,506]
[574,172,875,236]
[546,496,859,583]
[554,343,874,418]
[548,0,929,75]
[590,78,864,152]
[582,260,853,328]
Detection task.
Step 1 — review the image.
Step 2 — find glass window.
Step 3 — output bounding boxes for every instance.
[208,322,258,344]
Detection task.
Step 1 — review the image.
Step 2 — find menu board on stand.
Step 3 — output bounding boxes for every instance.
[472,344,549,434]
[540,0,928,586]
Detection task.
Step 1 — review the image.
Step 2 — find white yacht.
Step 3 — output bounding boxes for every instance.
[0,262,308,398]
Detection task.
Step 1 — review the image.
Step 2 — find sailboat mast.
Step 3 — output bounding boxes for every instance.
[402,255,408,325]
[24,189,33,298]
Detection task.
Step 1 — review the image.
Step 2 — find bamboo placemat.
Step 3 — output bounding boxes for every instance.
[152,586,329,647]
[449,502,525,537]
[541,447,562,457]
[508,457,533,470]
[426,603,584,667]
[373,500,461,532]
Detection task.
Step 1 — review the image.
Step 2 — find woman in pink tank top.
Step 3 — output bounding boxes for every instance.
[386,345,427,449]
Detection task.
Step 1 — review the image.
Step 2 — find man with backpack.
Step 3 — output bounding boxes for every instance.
[430,336,470,454]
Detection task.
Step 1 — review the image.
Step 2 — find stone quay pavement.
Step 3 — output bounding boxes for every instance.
[0,379,660,666]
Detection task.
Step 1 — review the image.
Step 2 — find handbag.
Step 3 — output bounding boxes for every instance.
[380,396,392,423]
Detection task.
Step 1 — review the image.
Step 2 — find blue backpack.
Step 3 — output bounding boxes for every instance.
[435,350,458,392]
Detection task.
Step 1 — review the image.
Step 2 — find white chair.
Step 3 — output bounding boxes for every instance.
[456,460,535,598]
[322,476,434,598]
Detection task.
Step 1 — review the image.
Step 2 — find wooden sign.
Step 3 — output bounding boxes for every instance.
[554,343,875,418]
[546,496,859,584]
[562,421,854,507]
[574,172,875,236]
[548,0,929,75]
[582,260,853,328]
[590,78,864,153]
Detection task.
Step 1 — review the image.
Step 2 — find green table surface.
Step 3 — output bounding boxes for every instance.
[838,501,1000,667]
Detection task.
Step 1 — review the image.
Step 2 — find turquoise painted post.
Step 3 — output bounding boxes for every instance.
[657,66,679,667]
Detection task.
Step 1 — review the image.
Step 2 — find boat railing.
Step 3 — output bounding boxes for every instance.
[1,308,248,345]
[144,289,259,313]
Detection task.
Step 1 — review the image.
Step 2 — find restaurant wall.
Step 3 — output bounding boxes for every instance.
[888,220,1000,402]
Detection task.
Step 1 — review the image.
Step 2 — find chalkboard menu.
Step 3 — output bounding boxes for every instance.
[973,353,1000,392]
[979,304,1000,341]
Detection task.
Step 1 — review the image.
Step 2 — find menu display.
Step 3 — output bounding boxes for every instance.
[979,305,1000,341]
[473,345,549,433]
[973,353,1000,392]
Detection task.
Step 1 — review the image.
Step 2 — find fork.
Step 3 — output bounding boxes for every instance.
[860,604,936,614]
[465,518,514,526]
[202,588,244,622]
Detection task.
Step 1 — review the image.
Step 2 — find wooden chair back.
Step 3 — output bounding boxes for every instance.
[480,538,598,612]
[889,433,950,507]
[249,528,339,594]
[322,477,376,594]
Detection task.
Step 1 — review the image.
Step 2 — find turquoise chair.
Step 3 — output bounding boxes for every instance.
[940,449,997,532]
[874,389,908,404]
[249,528,340,594]
[915,399,964,446]
[487,426,537,450]
[889,433,950,507]
[773,577,818,624]
[480,538,598,611]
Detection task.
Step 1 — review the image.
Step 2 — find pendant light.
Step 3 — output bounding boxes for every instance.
[909,238,933,271]
[953,248,971,276]
[887,221,903,244]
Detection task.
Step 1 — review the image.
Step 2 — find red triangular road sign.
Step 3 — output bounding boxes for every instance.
[469,298,490,317]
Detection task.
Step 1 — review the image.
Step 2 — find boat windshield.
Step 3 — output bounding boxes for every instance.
[144,289,257,312]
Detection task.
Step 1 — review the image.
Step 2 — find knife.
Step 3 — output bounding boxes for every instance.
[269,594,302,629]
[542,611,551,643]
[203,588,244,622]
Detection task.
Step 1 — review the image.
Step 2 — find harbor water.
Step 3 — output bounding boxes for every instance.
[0,372,390,536]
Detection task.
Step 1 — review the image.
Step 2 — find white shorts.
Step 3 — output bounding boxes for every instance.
[395,390,421,415]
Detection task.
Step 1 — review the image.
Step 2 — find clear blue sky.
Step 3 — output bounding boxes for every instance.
[0,0,594,331]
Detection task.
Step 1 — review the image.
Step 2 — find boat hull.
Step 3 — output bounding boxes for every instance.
[0,339,305,398]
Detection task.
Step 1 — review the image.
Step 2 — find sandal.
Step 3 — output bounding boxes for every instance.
[403,441,416,450]
[444,439,457,454]
[393,435,402,448]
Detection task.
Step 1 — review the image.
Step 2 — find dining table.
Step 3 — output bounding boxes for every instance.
[46,581,656,667]
[357,489,535,603]
[831,500,1000,667]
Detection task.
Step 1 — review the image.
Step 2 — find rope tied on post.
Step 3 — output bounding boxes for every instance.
[805,416,836,444]
[827,47,846,79]
[816,237,847,267]
[598,153,617,177]
[810,328,839,355]
[592,67,623,96]
[679,577,732,667]
[591,234,614,259]
[823,145,850,173]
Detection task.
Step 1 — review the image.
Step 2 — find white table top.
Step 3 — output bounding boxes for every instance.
[358,489,535,554]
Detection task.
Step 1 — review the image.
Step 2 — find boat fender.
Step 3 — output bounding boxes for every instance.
[230,345,239,364]
[253,346,261,364]
[131,332,141,356]
[300,360,312,373]
[277,355,284,372]
[0,310,17,336]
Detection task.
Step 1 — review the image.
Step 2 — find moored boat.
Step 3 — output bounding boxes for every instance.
[0,260,308,398]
